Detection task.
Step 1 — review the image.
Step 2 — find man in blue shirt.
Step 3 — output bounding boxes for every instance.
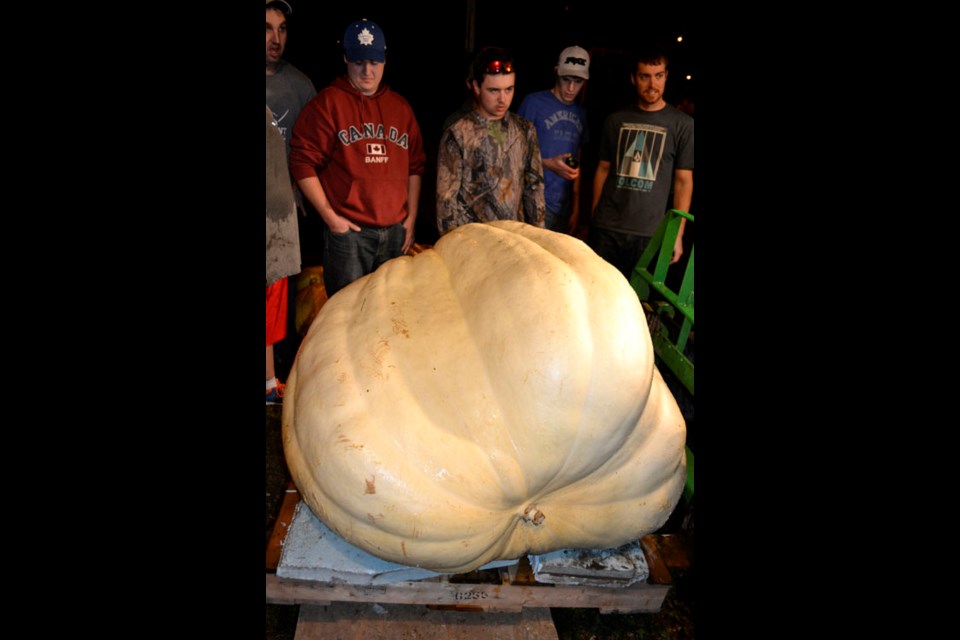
[517,46,590,234]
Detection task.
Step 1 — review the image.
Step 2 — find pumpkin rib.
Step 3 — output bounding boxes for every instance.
[436,222,645,498]
[542,369,685,513]
[435,223,586,500]
[471,222,658,502]
[286,456,526,571]
[286,413,524,570]
[348,251,531,514]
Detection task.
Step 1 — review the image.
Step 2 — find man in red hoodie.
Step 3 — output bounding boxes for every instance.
[290,19,426,298]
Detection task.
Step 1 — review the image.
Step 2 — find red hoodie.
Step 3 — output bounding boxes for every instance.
[289,77,426,228]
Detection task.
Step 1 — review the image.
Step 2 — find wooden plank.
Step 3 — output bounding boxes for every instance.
[639,533,691,585]
[266,482,301,571]
[294,603,558,640]
[656,533,692,574]
[639,536,673,585]
[267,573,669,613]
[429,603,525,614]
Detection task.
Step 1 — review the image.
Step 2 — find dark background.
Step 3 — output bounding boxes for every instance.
[282,0,697,132]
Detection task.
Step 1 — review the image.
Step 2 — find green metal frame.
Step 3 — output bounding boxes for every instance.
[628,209,694,501]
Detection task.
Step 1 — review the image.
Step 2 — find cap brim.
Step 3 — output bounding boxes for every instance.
[558,68,589,80]
[345,50,386,63]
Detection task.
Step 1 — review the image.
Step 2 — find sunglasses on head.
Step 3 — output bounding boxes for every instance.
[485,59,514,75]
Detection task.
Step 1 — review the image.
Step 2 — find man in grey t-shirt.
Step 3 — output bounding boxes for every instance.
[266,1,315,149]
[265,0,316,401]
[589,45,694,280]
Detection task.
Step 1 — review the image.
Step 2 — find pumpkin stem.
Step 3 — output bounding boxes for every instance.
[522,505,545,526]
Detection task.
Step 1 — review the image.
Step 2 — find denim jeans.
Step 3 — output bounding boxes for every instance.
[323,223,406,298]
[545,206,570,233]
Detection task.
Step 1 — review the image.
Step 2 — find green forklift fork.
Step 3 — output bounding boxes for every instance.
[628,209,694,502]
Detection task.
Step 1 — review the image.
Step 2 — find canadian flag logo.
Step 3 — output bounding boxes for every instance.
[367,143,386,155]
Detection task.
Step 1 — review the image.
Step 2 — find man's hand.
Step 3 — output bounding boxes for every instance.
[326,213,361,235]
[671,233,684,264]
[544,154,580,181]
[401,216,416,253]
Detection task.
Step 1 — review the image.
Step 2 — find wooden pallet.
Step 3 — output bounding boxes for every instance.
[290,602,559,640]
[267,572,671,614]
[266,483,687,616]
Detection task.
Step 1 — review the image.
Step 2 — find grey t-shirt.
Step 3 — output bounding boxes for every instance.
[593,104,694,236]
[267,60,316,215]
[266,60,316,151]
[266,106,301,285]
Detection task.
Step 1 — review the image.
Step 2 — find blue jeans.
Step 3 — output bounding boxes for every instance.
[323,223,406,298]
[545,206,570,233]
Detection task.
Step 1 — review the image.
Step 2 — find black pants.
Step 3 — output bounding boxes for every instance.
[587,226,650,282]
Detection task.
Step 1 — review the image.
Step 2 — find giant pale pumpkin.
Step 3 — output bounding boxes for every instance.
[282,220,686,574]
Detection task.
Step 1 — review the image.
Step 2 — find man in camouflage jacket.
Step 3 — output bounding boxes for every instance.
[436,47,546,235]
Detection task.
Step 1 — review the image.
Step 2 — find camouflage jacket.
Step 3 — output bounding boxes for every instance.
[436,110,546,235]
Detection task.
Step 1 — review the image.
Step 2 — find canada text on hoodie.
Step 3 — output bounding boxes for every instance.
[290,76,426,228]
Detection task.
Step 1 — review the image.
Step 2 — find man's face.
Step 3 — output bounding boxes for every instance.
[631,61,668,109]
[554,75,585,105]
[345,59,385,96]
[266,9,287,66]
[473,73,515,120]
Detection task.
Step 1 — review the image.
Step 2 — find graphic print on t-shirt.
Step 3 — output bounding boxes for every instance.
[271,108,292,141]
[616,123,666,192]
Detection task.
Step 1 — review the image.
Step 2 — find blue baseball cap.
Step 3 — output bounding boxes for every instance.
[343,19,386,63]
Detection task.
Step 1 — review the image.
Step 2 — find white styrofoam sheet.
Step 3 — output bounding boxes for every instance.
[529,540,650,587]
[277,500,517,585]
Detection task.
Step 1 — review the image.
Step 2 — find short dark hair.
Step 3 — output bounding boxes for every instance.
[633,45,669,70]
[472,47,514,85]
[266,1,291,16]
